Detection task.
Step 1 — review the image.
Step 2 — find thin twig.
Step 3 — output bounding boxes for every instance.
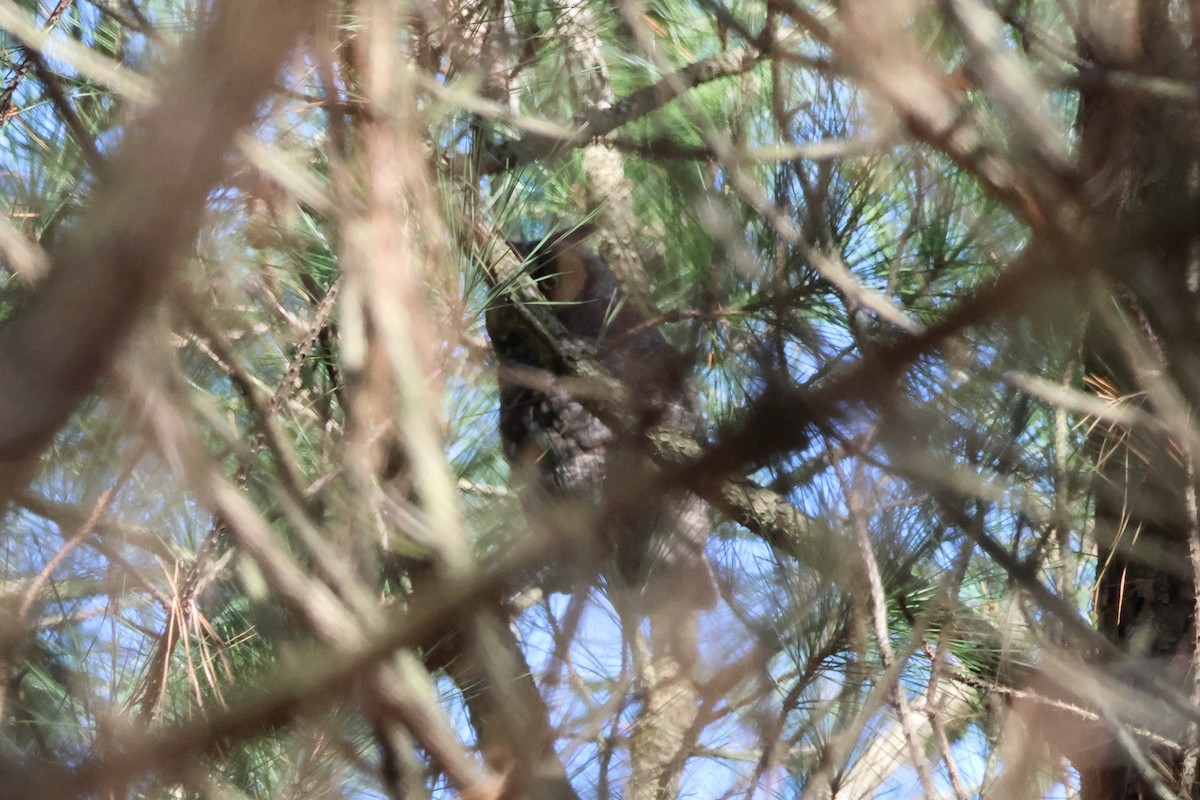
[1179,447,1200,791]
[0,0,74,126]
[841,454,938,798]
[25,48,104,172]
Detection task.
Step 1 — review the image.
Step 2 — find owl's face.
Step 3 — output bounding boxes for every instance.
[505,227,645,357]
[508,225,598,308]
[492,226,686,391]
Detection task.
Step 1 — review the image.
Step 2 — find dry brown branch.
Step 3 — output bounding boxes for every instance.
[0,0,325,504]
[607,133,886,163]
[475,31,802,175]
[123,354,498,798]
[0,447,140,724]
[1,550,534,800]
[127,277,341,724]
[841,455,937,797]
[15,446,141,622]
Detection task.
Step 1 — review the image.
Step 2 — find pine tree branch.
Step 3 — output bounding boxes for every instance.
[0,0,324,504]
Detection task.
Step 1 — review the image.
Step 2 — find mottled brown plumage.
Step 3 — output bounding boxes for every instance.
[487,226,717,611]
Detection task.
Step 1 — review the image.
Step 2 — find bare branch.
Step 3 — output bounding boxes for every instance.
[0,0,324,500]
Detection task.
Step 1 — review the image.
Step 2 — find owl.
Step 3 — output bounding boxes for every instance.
[486,226,718,611]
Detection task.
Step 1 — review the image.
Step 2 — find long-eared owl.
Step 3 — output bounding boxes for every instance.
[486,225,718,611]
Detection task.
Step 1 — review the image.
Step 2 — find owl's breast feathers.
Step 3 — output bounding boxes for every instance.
[487,228,718,610]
